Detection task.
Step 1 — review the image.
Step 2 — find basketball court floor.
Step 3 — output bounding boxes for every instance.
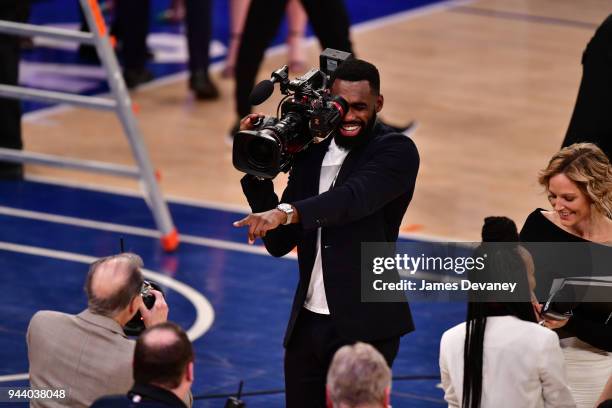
[1,0,609,406]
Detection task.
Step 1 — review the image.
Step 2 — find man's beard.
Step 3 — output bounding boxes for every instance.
[333,114,377,150]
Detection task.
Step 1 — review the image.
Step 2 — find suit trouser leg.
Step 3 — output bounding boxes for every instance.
[115,0,150,70]
[0,2,23,175]
[15,0,30,22]
[184,0,212,76]
[298,0,352,52]
[562,14,612,159]
[234,0,287,118]
[284,309,400,408]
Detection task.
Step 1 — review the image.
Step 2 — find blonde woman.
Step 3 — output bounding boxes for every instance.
[520,143,612,408]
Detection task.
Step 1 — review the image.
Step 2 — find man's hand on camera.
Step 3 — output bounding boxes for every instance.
[233,208,297,244]
[239,113,265,131]
[140,290,168,328]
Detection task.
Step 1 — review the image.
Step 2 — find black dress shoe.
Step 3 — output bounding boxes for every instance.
[189,71,219,100]
[123,68,154,89]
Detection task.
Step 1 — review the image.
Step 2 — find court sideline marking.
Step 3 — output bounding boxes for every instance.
[0,204,284,257]
[23,175,465,243]
[0,240,216,383]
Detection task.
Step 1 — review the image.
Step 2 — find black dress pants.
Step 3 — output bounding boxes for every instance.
[184,0,213,76]
[234,0,353,118]
[284,308,399,408]
[114,0,151,70]
[562,14,612,160]
[0,0,24,175]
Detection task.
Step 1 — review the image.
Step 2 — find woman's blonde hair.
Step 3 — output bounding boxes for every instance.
[539,143,612,218]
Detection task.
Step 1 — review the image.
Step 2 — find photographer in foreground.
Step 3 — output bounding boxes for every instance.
[233,58,419,407]
[27,253,168,408]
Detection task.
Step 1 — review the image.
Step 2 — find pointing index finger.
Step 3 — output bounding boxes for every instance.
[233,215,250,227]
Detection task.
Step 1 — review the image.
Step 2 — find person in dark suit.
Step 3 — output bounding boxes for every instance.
[102,0,152,88]
[233,58,418,407]
[78,0,153,86]
[562,14,612,160]
[230,0,352,135]
[91,322,194,408]
[110,0,218,97]
[183,0,219,100]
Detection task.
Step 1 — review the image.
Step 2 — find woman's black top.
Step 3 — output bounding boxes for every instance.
[520,208,612,351]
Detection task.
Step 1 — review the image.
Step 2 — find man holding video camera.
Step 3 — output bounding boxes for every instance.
[234,58,419,407]
[26,253,168,408]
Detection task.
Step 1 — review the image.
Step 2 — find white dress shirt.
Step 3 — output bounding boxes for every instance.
[439,315,576,408]
[303,138,349,314]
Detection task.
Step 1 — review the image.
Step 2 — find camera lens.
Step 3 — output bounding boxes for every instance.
[246,138,275,170]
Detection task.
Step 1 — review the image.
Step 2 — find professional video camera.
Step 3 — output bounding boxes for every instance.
[232,48,353,179]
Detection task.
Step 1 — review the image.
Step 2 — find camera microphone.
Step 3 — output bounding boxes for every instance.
[249,80,274,105]
[249,65,289,105]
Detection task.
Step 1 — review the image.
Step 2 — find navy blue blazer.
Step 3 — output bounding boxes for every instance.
[90,384,187,407]
[241,121,418,346]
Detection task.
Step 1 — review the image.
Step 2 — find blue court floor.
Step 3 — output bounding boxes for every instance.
[0,179,465,407]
